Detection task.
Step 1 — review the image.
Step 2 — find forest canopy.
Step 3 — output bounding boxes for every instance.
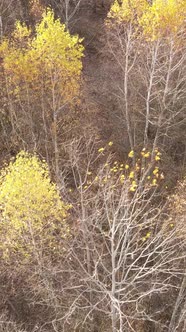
[109,0,186,40]
[0,1,185,332]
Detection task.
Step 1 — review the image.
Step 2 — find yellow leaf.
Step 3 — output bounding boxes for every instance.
[128,150,134,158]
[98,147,105,153]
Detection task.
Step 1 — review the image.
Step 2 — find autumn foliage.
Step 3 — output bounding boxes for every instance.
[0,1,185,331]
[0,151,70,261]
[0,8,84,104]
[0,8,84,179]
[109,0,186,40]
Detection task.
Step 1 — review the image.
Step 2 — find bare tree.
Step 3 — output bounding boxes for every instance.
[0,138,185,332]
[46,138,185,332]
[166,178,186,332]
[0,0,22,34]
[102,17,186,162]
[43,0,83,30]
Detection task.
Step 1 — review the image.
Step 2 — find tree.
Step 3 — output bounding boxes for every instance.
[102,0,186,178]
[46,139,185,331]
[0,8,84,180]
[166,177,186,332]
[109,0,186,41]
[0,140,185,331]
[0,150,70,262]
[43,0,83,30]
[0,0,22,36]
[139,0,186,41]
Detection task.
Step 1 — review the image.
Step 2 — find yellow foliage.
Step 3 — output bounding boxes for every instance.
[98,147,105,153]
[129,171,134,179]
[120,174,125,183]
[0,151,70,260]
[153,167,159,175]
[155,155,161,161]
[128,150,134,158]
[152,178,157,186]
[144,152,150,158]
[108,0,148,23]
[108,0,186,40]
[85,145,164,198]
[32,9,84,99]
[13,21,31,42]
[140,0,186,40]
[0,8,84,104]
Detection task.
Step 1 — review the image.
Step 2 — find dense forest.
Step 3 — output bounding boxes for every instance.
[0,1,185,331]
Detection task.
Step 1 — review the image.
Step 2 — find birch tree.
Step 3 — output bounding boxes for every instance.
[0,8,84,181]
[48,139,185,332]
[104,0,186,160]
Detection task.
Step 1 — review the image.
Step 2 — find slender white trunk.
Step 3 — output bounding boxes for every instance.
[0,15,3,40]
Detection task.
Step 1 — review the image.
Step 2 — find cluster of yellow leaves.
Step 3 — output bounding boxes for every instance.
[108,0,186,40]
[0,8,84,103]
[0,151,70,260]
[142,231,151,242]
[98,141,114,153]
[141,147,161,161]
[140,0,186,40]
[73,143,163,194]
[108,0,148,23]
